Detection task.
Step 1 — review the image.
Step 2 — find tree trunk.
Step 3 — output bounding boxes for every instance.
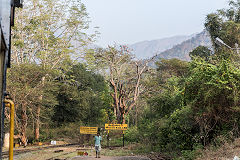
[20,133,27,147]
[113,105,116,117]
[122,111,126,124]
[35,76,45,141]
[121,103,126,124]
[34,105,40,141]
[135,106,138,126]
[21,104,28,146]
[117,114,121,123]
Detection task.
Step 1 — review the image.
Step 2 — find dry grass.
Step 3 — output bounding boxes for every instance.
[3,145,82,160]
[196,138,240,160]
[2,144,138,160]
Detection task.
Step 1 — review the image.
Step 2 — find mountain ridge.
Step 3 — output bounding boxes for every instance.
[129,30,211,63]
[154,30,212,62]
[129,34,196,59]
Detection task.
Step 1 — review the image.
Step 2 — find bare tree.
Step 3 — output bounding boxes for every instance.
[87,45,155,124]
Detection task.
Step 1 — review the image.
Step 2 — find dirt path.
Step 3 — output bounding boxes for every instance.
[71,156,151,160]
[2,144,152,160]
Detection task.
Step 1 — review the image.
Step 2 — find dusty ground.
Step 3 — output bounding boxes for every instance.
[71,156,150,160]
[196,138,240,160]
[4,140,240,160]
[2,144,151,160]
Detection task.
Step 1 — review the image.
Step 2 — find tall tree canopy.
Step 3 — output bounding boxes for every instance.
[52,63,112,126]
[205,0,240,52]
[8,0,95,144]
[85,45,153,124]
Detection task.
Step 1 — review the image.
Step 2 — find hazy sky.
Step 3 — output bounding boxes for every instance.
[82,0,228,47]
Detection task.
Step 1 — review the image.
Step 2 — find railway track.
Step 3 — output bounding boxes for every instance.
[2,143,79,159]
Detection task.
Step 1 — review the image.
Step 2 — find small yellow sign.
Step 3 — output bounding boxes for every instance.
[105,124,128,130]
[80,126,98,134]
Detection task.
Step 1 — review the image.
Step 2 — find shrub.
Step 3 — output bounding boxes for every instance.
[125,126,140,142]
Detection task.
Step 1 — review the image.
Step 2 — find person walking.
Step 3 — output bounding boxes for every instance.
[94,132,102,158]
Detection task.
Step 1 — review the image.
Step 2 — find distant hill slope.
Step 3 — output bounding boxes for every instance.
[129,35,194,59]
[153,30,212,62]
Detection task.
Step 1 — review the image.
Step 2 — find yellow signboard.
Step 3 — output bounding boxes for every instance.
[80,126,98,134]
[105,124,128,130]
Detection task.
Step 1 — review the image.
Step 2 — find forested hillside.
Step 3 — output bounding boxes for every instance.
[4,0,240,159]
[129,30,211,62]
[129,35,193,59]
[154,30,212,61]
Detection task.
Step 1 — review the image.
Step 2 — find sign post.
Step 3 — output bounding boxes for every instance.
[123,131,125,147]
[105,124,128,147]
[105,124,128,130]
[107,130,109,147]
[80,126,98,135]
[80,126,98,148]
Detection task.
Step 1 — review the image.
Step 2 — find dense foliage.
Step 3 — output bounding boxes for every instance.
[52,63,112,126]
[136,56,240,158]
[4,0,240,159]
[134,1,240,159]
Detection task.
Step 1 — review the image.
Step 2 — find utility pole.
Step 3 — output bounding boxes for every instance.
[215,37,240,53]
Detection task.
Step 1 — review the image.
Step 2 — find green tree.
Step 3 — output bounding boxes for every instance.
[205,0,240,54]
[6,64,58,145]
[189,46,212,61]
[155,58,189,83]
[137,1,240,157]
[10,0,94,143]
[185,58,240,146]
[52,63,112,126]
